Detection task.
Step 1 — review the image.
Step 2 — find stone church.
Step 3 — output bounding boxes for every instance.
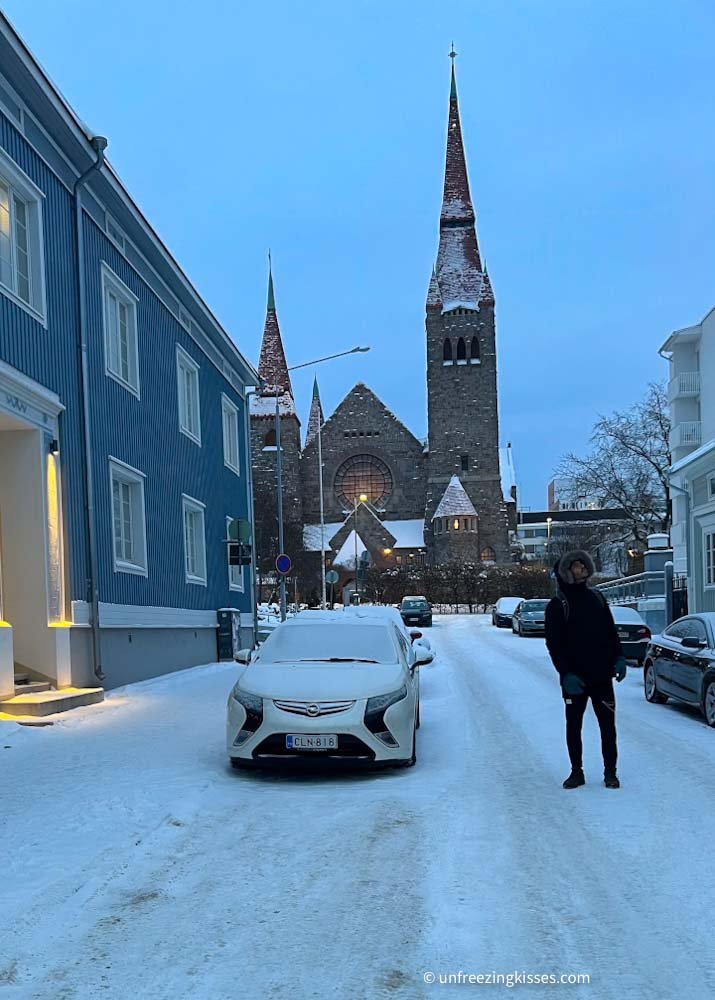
[250,61,517,589]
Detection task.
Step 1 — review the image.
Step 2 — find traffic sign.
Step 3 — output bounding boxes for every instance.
[276,554,292,575]
[325,569,339,585]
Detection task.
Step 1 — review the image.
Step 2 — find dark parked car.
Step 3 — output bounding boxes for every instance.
[643,614,715,727]
[512,599,549,636]
[610,606,651,665]
[399,597,433,628]
[492,596,525,628]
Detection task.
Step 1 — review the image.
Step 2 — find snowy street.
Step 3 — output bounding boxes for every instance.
[4,615,715,999]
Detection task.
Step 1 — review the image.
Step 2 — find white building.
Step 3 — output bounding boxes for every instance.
[661,306,715,610]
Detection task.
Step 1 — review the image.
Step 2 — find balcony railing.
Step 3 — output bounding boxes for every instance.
[596,571,665,603]
[668,371,700,401]
[670,420,702,450]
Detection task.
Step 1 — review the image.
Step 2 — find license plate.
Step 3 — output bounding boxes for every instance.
[286,734,338,750]
[618,631,630,639]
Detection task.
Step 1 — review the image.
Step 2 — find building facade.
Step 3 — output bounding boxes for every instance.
[250,61,515,596]
[662,306,715,611]
[0,13,256,700]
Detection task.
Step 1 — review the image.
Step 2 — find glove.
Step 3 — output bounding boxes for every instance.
[614,656,627,683]
[562,673,585,696]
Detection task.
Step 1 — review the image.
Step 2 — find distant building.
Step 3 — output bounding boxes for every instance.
[662,306,715,610]
[516,509,634,577]
[251,59,516,597]
[548,477,601,512]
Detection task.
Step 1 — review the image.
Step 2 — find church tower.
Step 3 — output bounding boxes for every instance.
[425,55,510,563]
[250,261,303,526]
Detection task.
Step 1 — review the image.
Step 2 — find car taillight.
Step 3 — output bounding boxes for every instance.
[637,627,651,638]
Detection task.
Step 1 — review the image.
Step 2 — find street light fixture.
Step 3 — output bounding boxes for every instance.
[271,345,370,617]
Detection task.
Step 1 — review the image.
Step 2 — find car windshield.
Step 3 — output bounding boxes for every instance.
[611,607,644,625]
[523,601,549,611]
[256,623,398,664]
[498,598,523,612]
[402,601,429,611]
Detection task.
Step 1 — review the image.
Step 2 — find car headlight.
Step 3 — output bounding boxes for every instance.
[364,685,408,747]
[230,687,264,746]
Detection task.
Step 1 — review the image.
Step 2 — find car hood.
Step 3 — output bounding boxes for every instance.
[237,661,407,700]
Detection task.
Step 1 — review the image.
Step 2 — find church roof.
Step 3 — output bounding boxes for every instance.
[433,475,478,520]
[499,444,517,503]
[305,376,324,446]
[252,261,296,418]
[333,530,367,570]
[431,60,486,314]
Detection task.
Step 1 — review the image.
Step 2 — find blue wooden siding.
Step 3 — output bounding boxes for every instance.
[0,107,251,617]
[0,110,89,604]
[82,218,250,612]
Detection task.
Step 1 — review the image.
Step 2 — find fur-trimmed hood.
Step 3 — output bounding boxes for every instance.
[557,550,596,586]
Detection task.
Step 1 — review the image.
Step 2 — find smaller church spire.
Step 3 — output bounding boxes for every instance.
[426,266,442,312]
[255,258,295,416]
[481,261,494,305]
[305,375,324,446]
[267,252,276,312]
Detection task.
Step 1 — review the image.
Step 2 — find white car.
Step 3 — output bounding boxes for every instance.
[227,615,433,769]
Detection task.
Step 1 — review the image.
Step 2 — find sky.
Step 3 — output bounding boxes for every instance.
[4,0,715,509]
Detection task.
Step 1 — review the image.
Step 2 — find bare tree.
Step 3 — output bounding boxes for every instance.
[557,382,671,548]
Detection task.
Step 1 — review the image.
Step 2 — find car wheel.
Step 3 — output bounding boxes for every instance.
[703,679,715,728]
[637,656,645,667]
[644,662,668,704]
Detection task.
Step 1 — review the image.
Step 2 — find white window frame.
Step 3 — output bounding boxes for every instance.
[106,215,126,253]
[226,517,244,592]
[0,147,47,324]
[182,494,207,586]
[221,394,241,475]
[704,529,715,589]
[109,458,148,577]
[176,345,202,445]
[102,264,140,397]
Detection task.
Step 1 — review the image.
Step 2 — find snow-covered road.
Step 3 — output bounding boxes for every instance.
[3,615,715,999]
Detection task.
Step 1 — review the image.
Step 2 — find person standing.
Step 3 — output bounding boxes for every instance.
[545,550,628,789]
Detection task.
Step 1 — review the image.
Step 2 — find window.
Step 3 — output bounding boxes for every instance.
[457,337,467,362]
[461,454,469,472]
[109,459,147,575]
[263,428,277,449]
[222,395,240,474]
[182,495,207,585]
[709,476,715,500]
[480,546,496,563]
[106,216,126,252]
[176,345,201,443]
[705,532,715,588]
[226,517,244,592]
[102,266,139,395]
[470,336,480,363]
[0,149,46,320]
[334,454,393,509]
[442,339,453,364]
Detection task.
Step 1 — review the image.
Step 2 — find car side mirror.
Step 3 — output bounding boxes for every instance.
[409,630,423,643]
[681,636,707,650]
[235,648,252,664]
[414,649,434,667]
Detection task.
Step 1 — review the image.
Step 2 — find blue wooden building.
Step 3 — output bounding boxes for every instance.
[0,13,257,700]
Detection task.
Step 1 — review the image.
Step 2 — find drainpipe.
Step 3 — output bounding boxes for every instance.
[243,387,260,648]
[73,136,108,682]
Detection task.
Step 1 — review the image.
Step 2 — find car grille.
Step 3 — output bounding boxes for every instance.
[273,699,356,717]
[253,734,375,760]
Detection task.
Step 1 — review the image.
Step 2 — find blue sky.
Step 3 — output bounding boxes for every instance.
[5,0,715,509]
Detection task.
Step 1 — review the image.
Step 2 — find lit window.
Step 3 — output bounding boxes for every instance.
[183,495,207,585]
[110,459,147,575]
[481,546,496,563]
[176,346,201,443]
[0,150,46,319]
[227,516,244,592]
[103,266,139,395]
[222,395,240,474]
[453,519,460,531]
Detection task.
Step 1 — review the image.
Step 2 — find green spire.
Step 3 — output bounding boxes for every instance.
[267,251,275,311]
[312,375,320,400]
[449,43,458,100]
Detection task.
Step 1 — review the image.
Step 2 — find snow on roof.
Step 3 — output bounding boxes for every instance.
[384,519,425,549]
[433,476,478,520]
[303,522,344,552]
[333,530,367,570]
[499,447,517,503]
[436,226,483,313]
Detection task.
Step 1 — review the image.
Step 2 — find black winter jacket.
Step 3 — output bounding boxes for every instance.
[545,575,623,684]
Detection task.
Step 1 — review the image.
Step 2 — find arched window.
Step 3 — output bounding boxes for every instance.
[442,339,453,363]
[470,336,480,362]
[457,337,466,361]
[480,546,496,563]
[263,428,276,448]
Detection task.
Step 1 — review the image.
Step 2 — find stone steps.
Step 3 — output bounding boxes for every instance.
[0,687,105,717]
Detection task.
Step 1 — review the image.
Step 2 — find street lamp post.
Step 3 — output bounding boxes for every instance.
[354,493,368,602]
[270,346,369,618]
[546,517,553,567]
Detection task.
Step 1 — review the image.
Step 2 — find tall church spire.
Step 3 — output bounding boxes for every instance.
[257,257,294,401]
[305,375,324,446]
[430,51,485,312]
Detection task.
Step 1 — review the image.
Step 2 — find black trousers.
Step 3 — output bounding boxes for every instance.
[563,679,617,772]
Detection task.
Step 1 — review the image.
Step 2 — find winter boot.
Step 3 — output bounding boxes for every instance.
[604,770,620,789]
[562,768,585,789]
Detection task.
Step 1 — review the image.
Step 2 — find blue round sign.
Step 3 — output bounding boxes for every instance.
[276,554,292,575]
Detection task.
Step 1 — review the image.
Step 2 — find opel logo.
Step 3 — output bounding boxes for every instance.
[307,704,320,717]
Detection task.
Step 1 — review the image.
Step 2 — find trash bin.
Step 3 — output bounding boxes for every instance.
[217,608,242,661]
